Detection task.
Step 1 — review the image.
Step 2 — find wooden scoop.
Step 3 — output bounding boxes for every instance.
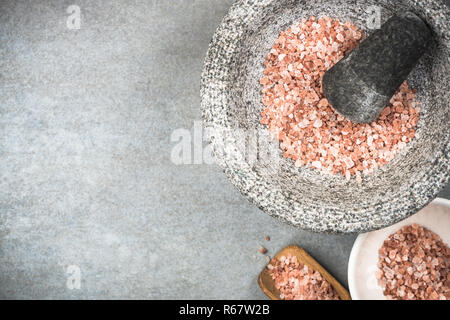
[258,245,351,300]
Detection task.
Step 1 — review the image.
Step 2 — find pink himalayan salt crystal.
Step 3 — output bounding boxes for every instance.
[260,16,420,181]
[268,254,340,300]
[376,224,450,300]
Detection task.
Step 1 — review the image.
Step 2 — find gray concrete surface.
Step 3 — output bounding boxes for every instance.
[0,0,448,299]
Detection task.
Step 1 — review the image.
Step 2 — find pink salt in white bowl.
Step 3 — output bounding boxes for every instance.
[348,197,450,300]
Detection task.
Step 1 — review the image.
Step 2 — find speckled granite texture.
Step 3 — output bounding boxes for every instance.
[201,0,450,233]
[0,0,448,300]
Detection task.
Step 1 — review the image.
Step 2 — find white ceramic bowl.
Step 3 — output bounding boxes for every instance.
[348,197,450,300]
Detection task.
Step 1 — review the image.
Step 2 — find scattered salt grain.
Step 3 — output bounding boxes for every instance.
[313,119,323,128]
[312,161,322,169]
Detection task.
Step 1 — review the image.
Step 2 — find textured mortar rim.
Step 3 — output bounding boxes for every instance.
[200,0,450,233]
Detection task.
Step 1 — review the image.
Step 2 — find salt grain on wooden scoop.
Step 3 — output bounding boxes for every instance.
[258,245,351,300]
